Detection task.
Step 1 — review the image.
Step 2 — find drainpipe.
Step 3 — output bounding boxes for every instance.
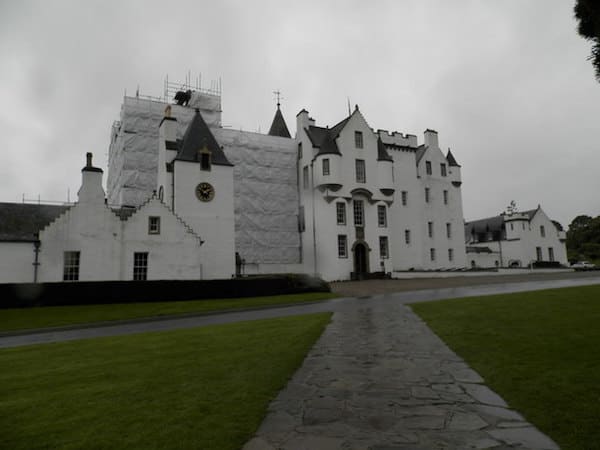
[310,159,318,276]
[32,235,41,283]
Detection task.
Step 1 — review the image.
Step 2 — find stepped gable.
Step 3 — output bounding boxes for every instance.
[176,109,232,166]
[0,202,71,242]
[268,105,291,138]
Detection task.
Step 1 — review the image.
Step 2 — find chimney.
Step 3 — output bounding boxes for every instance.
[78,152,105,204]
[424,129,438,149]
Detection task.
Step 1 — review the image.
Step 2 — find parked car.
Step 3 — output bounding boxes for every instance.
[571,261,596,270]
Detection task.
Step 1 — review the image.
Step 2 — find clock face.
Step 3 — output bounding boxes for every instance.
[195,182,215,202]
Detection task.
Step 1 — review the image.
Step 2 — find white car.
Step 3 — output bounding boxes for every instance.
[571,261,596,269]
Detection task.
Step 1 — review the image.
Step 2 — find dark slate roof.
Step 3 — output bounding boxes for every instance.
[175,109,232,166]
[552,220,564,231]
[446,149,460,167]
[377,137,393,162]
[268,107,291,138]
[305,116,352,156]
[415,145,427,164]
[0,203,70,242]
[464,215,505,236]
[466,246,494,253]
[111,207,137,220]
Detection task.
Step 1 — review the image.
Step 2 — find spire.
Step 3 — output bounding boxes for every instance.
[268,105,291,138]
[176,109,232,166]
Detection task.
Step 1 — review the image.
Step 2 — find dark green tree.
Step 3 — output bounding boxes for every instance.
[574,0,600,82]
[567,214,600,261]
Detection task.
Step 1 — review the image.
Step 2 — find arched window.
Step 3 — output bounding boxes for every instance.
[158,186,164,201]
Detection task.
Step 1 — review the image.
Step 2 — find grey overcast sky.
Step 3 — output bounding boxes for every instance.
[0,0,598,228]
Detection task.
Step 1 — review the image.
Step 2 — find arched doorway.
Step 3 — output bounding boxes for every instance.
[353,242,369,278]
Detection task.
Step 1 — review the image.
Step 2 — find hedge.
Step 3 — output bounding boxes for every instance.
[0,274,330,309]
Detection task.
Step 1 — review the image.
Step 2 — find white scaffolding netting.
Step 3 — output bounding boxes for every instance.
[107,93,300,264]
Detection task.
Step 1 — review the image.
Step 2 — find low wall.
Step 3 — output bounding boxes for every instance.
[0,274,330,308]
[392,268,574,279]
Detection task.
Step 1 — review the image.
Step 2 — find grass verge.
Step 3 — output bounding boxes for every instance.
[410,284,600,450]
[0,313,331,450]
[0,292,337,332]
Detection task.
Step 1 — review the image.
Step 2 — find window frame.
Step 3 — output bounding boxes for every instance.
[428,221,434,238]
[353,200,364,226]
[425,187,430,203]
[443,190,448,205]
[148,216,161,235]
[377,205,387,227]
[440,163,447,177]
[322,158,330,176]
[379,236,389,259]
[401,191,407,206]
[448,248,454,261]
[405,229,411,244]
[336,202,346,225]
[338,235,348,258]
[540,225,545,237]
[446,222,452,239]
[536,246,543,261]
[63,251,80,281]
[355,131,363,148]
[303,165,309,190]
[548,247,554,261]
[430,248,436,261]
[355,159,366,183]
[425,161,432,175]
[133,252,149,281]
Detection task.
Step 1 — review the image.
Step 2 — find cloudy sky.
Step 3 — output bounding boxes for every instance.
[0,0,598,228]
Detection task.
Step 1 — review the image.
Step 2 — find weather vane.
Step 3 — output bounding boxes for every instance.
[273,90,283,108]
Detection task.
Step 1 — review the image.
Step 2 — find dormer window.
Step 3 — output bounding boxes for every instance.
[198,148,211,171]
[355,131,363,148]
[148,216,161,234]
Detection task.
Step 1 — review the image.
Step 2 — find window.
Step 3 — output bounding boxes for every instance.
[428,221,434,238]
[443,190,448,205]
[548,247,554,261]
[322,158,330,176]
[536,246,543,261]
[448,248,454,261]
[440,163,447,177]
[148,216,161,234]
[377,205,387,227]
[353,200,364,226]
[430,248,436,261]
[425,187,430,203]
[426,161,432,175]
[298,142,302,160]
[336,202,346,225]
[133,252,149,281]
[158,186,164,201]
[355,131,363,148]
[303,166,309,190]
[298,206,305,232]
[446,222,452,239]
[379,236,389,259]
[355,159,366,183]
[63,251,80,281]
[540,225,545,237]
[338,235,348,258]
[510,223,514,231]
[199,150,211,171]
[401,191,408,206]
[405,229,411,244]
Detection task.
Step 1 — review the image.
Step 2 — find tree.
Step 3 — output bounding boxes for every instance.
[567,214,600,262]
[574,0,600,82]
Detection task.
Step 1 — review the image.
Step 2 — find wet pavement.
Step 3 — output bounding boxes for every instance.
[1,274,599,349]
[243,304,559,449]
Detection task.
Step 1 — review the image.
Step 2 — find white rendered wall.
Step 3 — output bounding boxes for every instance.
[0,242,35,283]
[173,162,235,279]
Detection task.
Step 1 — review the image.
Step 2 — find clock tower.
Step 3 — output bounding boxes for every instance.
[157,107,235,279]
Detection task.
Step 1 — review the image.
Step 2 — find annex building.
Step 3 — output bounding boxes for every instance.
[3,78,538,284]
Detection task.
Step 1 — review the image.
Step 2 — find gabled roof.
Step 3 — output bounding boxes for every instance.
[377,137,393,162]
[0,203,70,242]
[464,215,505,236]
[305,115,352,156]
[415,145,428,164]
[268,107,291,138]
[176,109,232,166]
[446,149,460,167]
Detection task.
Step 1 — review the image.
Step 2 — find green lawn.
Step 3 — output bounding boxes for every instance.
[410,284,600,450]
[0,292,337,332]
[0,313,331,450]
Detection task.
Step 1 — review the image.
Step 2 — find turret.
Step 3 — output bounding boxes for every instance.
[446,148,462,186]
[78,153,105,204]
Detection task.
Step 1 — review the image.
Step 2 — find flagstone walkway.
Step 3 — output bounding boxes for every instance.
[243,303,559,450]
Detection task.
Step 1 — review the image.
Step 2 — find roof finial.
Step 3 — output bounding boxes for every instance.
[273,89,283,109]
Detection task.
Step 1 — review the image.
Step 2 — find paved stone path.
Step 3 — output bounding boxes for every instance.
[243,304,559,450]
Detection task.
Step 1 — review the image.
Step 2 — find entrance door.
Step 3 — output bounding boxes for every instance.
[354,242,368,277]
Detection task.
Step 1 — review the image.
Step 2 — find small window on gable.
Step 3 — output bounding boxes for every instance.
[355,131,363,148]
[540,225,545,237]
[148,216,161,234]
[426,161,432,175]
[298,142,303,160]
[199,149,211,171]
[440,163,447,177]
